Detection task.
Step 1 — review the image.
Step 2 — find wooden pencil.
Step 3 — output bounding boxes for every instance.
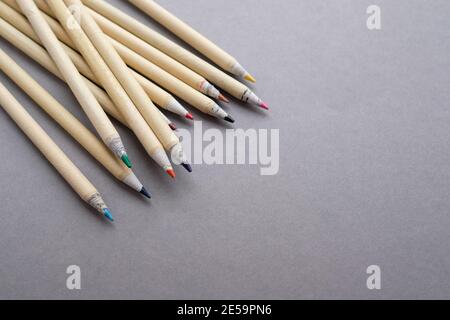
[16,0,132,167]
[0,81,114,221]
[1,0,190,120]
[75,0,268,110]
[80,4,227,102]
[0,15,127,125]
[65,0,191,172]
[14,0,223,101]
[111,37,234,122]
[0,5,177,129]
[128,0,255,82]
[0,47,151,198]
[48,0,175,177]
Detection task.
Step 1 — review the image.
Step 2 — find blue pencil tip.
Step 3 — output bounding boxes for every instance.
[103,208,114,222]
[140,186,152,199]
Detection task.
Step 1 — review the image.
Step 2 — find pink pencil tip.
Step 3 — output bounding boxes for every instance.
[260,102,269,110]
[185,113,194,120]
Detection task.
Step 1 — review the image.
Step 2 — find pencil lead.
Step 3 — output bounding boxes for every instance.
[140,186,152,199]
[260,102,269,110]
[103,208,114,222]
[224,115,235,123]
[218,94,229,103]
[181,162,192,173]
[244,73,256,83]
[166,168,176,179]
[121,154,132,168]
[169,122,177,130]
[185,113,194,120]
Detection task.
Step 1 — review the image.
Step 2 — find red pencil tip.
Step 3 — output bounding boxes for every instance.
[218,94,229,103]
[185,113,194,120]
[260,102,269,110]
[169,123,177,130]
[166,169,176,178]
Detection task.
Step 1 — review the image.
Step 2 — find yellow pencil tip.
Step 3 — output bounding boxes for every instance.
[244,74,256,83]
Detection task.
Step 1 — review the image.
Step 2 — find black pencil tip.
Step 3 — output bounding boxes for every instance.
[181,162,192,173]
[140,187,152,199]
[224,115,235,123]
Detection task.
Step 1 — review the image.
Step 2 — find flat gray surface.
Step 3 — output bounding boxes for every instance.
[0,0,449,299]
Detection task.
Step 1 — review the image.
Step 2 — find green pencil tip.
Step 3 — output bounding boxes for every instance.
[103,208,114,222]
[121,154,132,168]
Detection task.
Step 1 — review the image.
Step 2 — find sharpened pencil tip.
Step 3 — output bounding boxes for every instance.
[224,115,235,123]
[185,113,194,120]
[218,94,229,103]
[121,154,132,168]
[140,186,152,199]
[260,102,269,110]
[103,208,114,222]
[169,122,177,130]
[244,73,256,83]
[166,169,176,179]
[181,162,192,173]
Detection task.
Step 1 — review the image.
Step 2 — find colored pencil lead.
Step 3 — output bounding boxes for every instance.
[185,113,194,120]
[244,73,257,83]
[166,169,176,178]
[218,94,229,103]
[103,208,114,222]
[181,162,192,173]
[121,153,132,168]
[224,115,235,123]
[140,186,152,199]
[260,102,269,110]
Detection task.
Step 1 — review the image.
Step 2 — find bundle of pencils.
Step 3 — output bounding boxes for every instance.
[0,0,268,222]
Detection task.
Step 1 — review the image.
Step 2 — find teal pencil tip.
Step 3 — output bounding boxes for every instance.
[121,154,132,168]
[103,208,114,222]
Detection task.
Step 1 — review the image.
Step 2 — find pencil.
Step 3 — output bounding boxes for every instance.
[80,4,228,102]
[44,3,229,122]
[0,14,178,159]
[128,0,255,83]
[76,0,268,110]
[2,0,190,120]
[0,14,125,127]
[0,48,151,198]
[21,0,265,110]
[66,0,191,172]
[16,0,132,168]
[48,0,175,178]
[0,16,178,176]
[0,1,184,127]
[111,37,235,123]
[0,81,114,221]
[21,0,223,102]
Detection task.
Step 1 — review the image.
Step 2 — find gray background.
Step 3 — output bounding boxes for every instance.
[0,0,449,299]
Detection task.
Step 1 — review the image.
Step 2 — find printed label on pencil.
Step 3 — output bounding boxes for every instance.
[66,4,82,30]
